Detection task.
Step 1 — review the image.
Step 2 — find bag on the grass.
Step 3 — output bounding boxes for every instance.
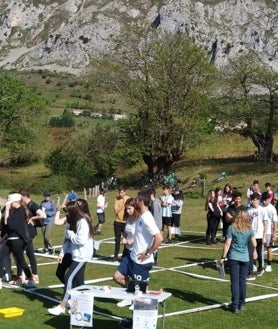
[126,280,148,293]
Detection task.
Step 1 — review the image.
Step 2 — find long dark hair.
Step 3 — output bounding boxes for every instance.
[66,200,94,237]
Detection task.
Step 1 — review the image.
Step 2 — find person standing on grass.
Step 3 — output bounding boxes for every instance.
[95,187,107,235]
[0,193,36,288]
[54,199,92,285]
[149,188,162,265]
[160,184,174,243]
[225,190,246,239]
[219,210,257,313]
[16,188,46,285]
[48,200,94,316]
[247,192,268,280]
[220,183,233,241]
[40,190,56,255]
[113,185,129,262]
[261,191,278,273]
[246,179,261,208]
[170,186,184,242]
[205,188,222,244]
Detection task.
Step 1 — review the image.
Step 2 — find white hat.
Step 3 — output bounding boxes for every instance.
[6,193,22,205]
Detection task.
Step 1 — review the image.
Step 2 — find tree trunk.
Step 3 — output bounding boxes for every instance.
[143,154,175,177]
[252,131,274,162]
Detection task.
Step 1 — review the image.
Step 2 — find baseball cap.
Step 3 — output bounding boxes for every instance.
[43,190,51,196]
[68,192,77,201]
[6,193,22,205]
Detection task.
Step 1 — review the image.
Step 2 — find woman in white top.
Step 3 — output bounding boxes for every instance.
[48,200,94,316]
[95,187,107,234]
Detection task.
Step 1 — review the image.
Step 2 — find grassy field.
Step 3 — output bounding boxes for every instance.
[0,180,278,329]
[1,76,278,328]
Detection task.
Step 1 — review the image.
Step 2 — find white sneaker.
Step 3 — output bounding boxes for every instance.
[129,303,134,311]
[48,305,65,316]
[265,265,272,273]
[117,299,132,307]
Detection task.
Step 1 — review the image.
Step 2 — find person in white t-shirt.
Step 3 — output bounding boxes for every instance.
[113,189,163,288]
[95,188,107,235]
[247,193,268,279]
[261,191,278,272]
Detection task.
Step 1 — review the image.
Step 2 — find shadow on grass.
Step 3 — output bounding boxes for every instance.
[164,287,221,307]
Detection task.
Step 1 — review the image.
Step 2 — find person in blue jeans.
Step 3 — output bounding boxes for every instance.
[219,210,257,313]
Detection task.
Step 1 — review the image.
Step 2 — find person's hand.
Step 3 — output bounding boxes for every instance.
[57,255,63,264]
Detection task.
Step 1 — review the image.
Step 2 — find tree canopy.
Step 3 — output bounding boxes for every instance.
[0,75,47,165]
[94,25,217,175]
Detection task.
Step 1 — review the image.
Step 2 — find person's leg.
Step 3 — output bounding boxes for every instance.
[44,223,54,251]
[56,253,73,284]
[48,261,86,315]
[41,225,47,250]
[256,239,264,273]
[25,239,38,275]
[9,240,32,280]
[113,221,122,260]
[239,261,249,309]
[113,255,130,287]
[229,259,240,312]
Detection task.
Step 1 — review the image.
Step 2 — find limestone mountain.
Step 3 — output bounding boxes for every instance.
[0,0,277,75]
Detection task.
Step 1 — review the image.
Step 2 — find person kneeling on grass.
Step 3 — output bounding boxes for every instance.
[113,190,162,312]
[47,200,94,316]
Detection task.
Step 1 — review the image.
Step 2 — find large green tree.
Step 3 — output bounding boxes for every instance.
[0,75,47,165]
[215,51,278,162]
[93,25,217,176]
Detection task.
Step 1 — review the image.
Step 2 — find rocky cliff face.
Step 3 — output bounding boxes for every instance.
[0,0,277,75]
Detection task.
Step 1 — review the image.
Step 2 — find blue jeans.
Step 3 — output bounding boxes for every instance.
[229,259,249,309]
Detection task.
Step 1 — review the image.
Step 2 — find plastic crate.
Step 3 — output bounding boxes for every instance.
[0,307,25,318]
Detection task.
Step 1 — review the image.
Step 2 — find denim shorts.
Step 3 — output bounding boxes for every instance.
[117,253,152,282]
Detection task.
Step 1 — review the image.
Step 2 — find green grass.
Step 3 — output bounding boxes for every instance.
[0,190,278,329]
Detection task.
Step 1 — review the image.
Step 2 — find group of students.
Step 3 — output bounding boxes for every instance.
[0,189,49,288]
[211,180,278,314]
[112,184,184,263]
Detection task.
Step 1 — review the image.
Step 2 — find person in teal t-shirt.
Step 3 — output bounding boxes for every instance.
[219,210,257,313]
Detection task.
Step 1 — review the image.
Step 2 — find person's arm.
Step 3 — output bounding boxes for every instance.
[272,220,278,241]
[54,210,67,225]
[28,208,47,224]
[220,237,231,263]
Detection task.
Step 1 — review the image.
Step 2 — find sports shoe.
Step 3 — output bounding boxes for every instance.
[128,303,134,311]
[117,299,132,307]
[246,274,256,280]
[32,274,39,284]
[9,276,24,285]
[257,268,264,276]
[48,248,55,255]
[265,265,272,273]
[48,305,65,316]
[27,279,36,288]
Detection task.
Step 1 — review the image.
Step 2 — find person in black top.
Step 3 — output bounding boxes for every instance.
[16,188,46,284]
[0,193,35,288]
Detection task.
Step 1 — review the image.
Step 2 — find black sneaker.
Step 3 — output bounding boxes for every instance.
[48,248,54,255]
[257,268,265,276]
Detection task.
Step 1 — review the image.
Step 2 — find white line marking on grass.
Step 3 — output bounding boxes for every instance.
[157,293,278,318]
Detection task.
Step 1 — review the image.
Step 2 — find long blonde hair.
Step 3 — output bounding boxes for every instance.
[232,210,251,232]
